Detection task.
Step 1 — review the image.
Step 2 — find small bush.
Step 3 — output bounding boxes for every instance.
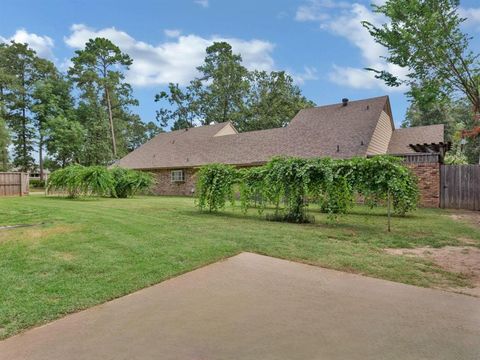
[80,166,115,196]
[30,179,46,188]
[110,167,155,198]
[48,165,155,199]
[47,165,86,198]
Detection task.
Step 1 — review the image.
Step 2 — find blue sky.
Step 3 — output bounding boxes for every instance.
[1,0,480,128]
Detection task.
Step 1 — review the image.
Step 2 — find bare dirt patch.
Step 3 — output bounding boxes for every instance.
[449,210,480,229]
[0,225,78,244]
[386,246,480,296]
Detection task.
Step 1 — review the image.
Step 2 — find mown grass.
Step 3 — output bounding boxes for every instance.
[0,195,479,339]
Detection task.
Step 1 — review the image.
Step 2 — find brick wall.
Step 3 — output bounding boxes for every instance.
[145,161,442,208]
[406,162,440,208]
[149,168,197,196]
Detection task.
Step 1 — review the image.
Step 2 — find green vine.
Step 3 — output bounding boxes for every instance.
[195,156,419,224]
[195,163,238,212]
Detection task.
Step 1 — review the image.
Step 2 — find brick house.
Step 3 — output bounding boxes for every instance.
[117,96,448,207]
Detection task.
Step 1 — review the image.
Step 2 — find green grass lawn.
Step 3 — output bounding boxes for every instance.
[0,195,479,339]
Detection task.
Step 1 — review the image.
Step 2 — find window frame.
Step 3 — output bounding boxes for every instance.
[170,169,185,183]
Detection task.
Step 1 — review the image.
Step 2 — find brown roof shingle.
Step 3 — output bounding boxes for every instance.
[118,96,392,169]
[387,124,445,154]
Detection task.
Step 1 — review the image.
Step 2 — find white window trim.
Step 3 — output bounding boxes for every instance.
[171,170,185,183]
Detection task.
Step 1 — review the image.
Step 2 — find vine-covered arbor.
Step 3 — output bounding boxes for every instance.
[195,156,419,227]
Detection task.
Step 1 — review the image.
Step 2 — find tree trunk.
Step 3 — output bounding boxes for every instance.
[387,189,391,233]
[21,69,28,172]
[39,131,43,181]
[105,86,117,158]
[22,106,27,171]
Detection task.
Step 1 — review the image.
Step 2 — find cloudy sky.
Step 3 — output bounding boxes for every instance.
[1,0,480,126]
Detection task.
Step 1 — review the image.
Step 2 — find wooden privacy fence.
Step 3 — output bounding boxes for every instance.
[0,172,29,197]
[440,165,480,211]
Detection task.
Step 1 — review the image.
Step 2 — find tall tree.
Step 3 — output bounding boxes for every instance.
[69,38,134,158]
[0,46,12,171]
[75,101,112,165]
[362,0,480,121]
[0,118,9,171]
[156,42,249,130]
[240,70,315,132]
[155,83,200,130]
[122,113,162,151]
[156,42,315,131]
[195,42,249,125]
[404,94,480,162]
[32,64,73,179]
[44,115,85,169]
[0,42,41,171]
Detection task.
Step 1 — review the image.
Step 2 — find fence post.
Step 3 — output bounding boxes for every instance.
[19,172,23,196]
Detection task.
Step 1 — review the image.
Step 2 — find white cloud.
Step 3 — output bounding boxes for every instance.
[194,0,209,8]
[64,24,275,87]
[0,29,55,59]
[295,1,406,92]
[328,64,406,91]
[164,29,182,38]
[291,66,318,85]
[295,0,349,22]
[459,7,480,30]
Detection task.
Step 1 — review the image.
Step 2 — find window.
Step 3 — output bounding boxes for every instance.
[171,170,185,182]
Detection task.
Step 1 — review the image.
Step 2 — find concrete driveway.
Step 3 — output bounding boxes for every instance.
[1,252,479,360]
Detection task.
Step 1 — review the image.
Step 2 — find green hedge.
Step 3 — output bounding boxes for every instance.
[29,179,46,188]
[47,165,155,198]
[195,156,419,223]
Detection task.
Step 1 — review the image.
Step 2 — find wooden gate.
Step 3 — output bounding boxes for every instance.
[440,165,480,210]
[0,172,29,197]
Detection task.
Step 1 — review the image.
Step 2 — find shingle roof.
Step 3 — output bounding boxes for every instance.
[118,96,393,169]
[387,124,445,154]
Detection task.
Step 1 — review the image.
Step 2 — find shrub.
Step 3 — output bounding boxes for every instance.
[47,165,86,198]
[30,179,46,188]
[80,166,115,197]
[48,165,155,199]
[110,167,155,198]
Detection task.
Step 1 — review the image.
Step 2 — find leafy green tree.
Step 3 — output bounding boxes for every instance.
[75,101,112,165]
[239,71,315,131]
[0,42,41,171]
[363,0,480,120]
[156,42,249,130]
[32,67,75,178]
[195,42,249,126]
[0,45,15,171]
[0,118,9,171]
[156,42,315,131]
[69,38,135,158]
[155,83,200,130]
[404,95,480,162]
[44,115,86,168]
[123,113,162,151]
